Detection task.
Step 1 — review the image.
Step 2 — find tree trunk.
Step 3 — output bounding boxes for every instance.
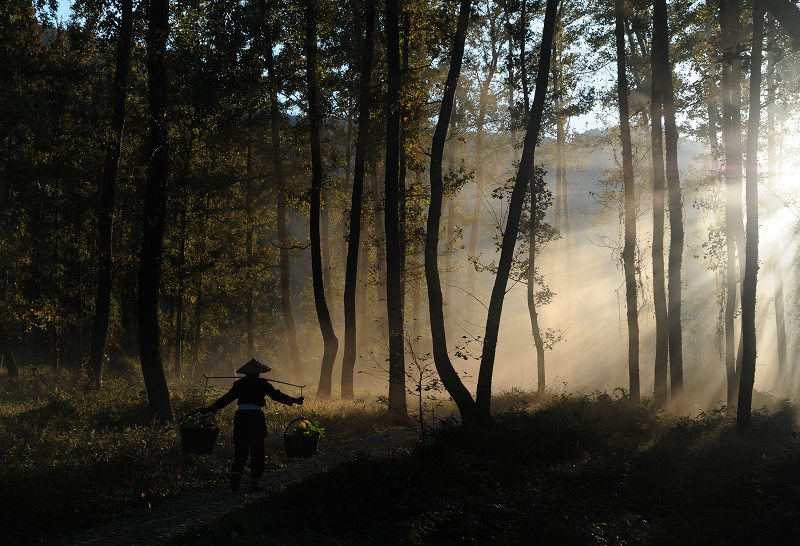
[477,0,560,418]
[737,2,763,431]
[263,3,304,384]
[720,0,746,406]
[384,0,407,417]
[765,19,788,388]
[86,0,133,389]
[322,184,332,298]
[528,182,546,393]
[341,0,375,400]
[425,0,477,421]
[615,0,640,402]
[138,0,173,424]
[653,0,684,410]
[306,0,339,398]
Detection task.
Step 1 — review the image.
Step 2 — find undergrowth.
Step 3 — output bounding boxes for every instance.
[190,391,800,546]
[0,369,394,543]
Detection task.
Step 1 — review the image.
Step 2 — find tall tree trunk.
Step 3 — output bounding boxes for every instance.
[765,20,787,387]
[653,0,684,410]
[528,182,546,392]
[385,0,407,417]
[425,0,477,421]
[138,0,173,424]
[477,0,560,418]
[263,2,304,384]
[306,0,339,398]
[322,184,332,298]
[615,0,640,402]
[342,0,375,400]
[175,201,187,377]
[737,2,763,431]
[720,0,746,406]
[370,169,387,330]
[444,193,455,326]
[87,0,133,389]
[650,33,669,409]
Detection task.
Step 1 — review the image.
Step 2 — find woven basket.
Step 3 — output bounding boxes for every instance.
[283,417,320,458]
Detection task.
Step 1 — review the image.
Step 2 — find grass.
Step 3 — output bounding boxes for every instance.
[0,368,396,543]
[186,391,800,545]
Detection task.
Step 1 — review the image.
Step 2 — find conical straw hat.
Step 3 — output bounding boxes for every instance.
[236,358,272,374]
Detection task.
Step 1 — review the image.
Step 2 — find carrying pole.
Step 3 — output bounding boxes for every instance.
[202,374,306,396]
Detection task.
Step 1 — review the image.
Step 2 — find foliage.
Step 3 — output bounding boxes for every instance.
[199,392,800,545]
[0,369,394,542]
[290,417,326,438]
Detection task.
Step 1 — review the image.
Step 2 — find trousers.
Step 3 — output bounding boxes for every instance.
[231,410,268,481]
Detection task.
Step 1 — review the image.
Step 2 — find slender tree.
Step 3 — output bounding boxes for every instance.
[306,0,339,398]
[615,0,640,402]
[87,0,134,389]
[650,86,668,408]
[263,0,304,384]
[737,0,764,431]
[476,0,560,417]
[653,0,684,409]
[342,0,376,400]
[765,21,788,385]
[384,0,407,417]
[719,0,746,406]
[425,0,477,421]
[138,0,173,424]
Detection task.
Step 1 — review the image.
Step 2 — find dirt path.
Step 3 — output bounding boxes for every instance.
[55,427,417,546]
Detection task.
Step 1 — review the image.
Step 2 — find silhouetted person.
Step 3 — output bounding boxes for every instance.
[204,358,304,492]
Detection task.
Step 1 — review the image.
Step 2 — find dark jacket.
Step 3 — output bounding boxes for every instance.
[209,376,296,412]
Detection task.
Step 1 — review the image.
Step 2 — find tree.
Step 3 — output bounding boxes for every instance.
[306,0,339,398]
[87,0,134,389]
[615,0,640,402]
[477,0,560,417]
[719,0,746,406]
[262,0,304,385]
[384,0,408,417]
[138,0,174,424]
[342,0,376,400]
[737,0,764,431]
[652,0,684,409]
[425,0,478,421]
[649,6,668,410]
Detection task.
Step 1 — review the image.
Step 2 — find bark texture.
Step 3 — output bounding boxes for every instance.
[342,0,376,400]
[737,2,763,431]
[306,0,339,398]
[87,0,133,388]
[138,0,173,424]
[615,0,640,402]
[384,0,407,417]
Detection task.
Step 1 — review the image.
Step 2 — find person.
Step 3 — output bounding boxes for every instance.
[203,358,304,492]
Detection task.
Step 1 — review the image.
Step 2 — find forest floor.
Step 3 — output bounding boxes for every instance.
[52,426,418,546]
[183,392,800,546]
[0,369,413,545]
